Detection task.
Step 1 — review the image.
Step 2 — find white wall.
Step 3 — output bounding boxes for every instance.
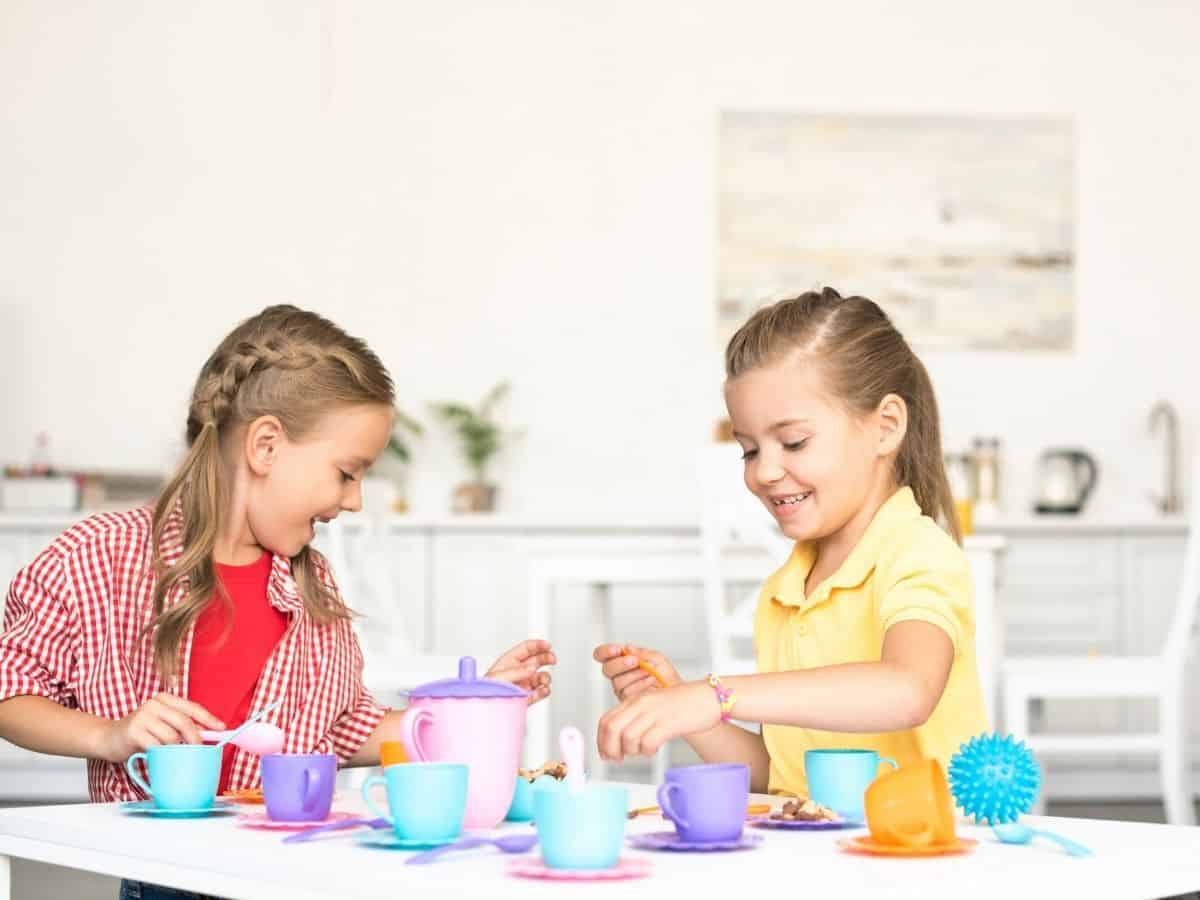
[2,0,1198,520]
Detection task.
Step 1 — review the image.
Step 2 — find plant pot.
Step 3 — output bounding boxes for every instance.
[452,482,497,513]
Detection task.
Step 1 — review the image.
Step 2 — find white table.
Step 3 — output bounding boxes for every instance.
[3,782,1197,900]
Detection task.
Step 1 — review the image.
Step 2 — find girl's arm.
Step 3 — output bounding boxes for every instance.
[725,621,954,732]
[346,707,404,767]
[597,621,953,774]
[0,693,224,763]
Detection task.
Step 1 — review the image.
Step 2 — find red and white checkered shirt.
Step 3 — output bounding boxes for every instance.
[0,506,386,802]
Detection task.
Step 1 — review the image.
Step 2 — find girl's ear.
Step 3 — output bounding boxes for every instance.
[875,393,908,457]
[245,415,285,475]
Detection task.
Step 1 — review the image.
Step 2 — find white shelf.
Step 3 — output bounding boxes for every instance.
[0,509,1187,535]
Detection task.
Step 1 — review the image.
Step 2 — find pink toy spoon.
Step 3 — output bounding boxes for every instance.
[559,726,585,794]
[199,699,284,755]
[199,721,285,755]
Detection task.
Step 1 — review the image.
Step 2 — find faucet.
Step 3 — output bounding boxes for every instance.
[1148,401,1182,515]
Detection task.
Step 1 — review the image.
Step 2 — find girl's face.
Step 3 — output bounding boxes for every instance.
[724,358,899,544]
[244,403,395,558]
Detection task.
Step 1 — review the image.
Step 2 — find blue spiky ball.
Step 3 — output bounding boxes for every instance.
[948,732,1041,824]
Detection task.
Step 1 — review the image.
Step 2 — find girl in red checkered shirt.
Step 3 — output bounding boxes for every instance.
[0,305,555,804]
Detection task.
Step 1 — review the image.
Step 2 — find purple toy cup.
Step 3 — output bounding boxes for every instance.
[261,753,336,822]
[657,763,749,843]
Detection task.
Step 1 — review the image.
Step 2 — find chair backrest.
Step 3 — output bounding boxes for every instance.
[1163,457,1200,668]
[697,443,794,675]
[316,515,417,659]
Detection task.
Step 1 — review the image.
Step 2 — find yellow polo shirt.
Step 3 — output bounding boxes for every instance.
[754,486,987,797]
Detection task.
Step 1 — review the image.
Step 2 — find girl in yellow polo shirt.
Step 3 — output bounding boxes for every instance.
[594,287,987,796]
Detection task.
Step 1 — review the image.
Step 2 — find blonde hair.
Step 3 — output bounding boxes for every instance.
[148,305,395,682]
[725,287,960,544]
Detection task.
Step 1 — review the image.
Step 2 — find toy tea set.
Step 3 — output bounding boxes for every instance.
[119,659,1092,875]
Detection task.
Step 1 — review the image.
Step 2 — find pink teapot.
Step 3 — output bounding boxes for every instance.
[399,656,528,829]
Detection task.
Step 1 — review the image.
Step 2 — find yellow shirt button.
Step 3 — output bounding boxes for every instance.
[795,621,808,636]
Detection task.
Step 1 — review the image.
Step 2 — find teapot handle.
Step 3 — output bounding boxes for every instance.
[399,706,434,762]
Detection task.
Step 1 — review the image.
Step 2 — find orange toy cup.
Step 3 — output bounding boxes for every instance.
[864,759,956,849]
[381,741,408,767]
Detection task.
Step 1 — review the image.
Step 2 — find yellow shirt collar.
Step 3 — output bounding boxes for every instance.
[765,486,922,612]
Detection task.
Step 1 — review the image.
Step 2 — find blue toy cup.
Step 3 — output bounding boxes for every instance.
[125,744,221,811]
[507,776,535,822]
[804,748,898,821]
[533,783,627,870]
[361,762,468,843]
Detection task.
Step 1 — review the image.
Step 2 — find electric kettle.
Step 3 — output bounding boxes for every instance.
[1034,449,1098,514]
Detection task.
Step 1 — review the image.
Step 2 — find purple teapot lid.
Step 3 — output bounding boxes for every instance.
[407,656,528,699]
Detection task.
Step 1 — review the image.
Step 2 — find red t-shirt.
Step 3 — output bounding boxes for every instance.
[189,552,289,792]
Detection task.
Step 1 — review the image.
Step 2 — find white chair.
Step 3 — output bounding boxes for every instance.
[1001,462,1200,826]
[317,516,459,787]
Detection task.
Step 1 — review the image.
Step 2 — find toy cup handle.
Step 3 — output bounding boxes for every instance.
[361,774,393,826]
[399,707,434,762]
[656,782,688,833]
[302,767,320,813]
[878,757,899,772]
[125,752,153,798]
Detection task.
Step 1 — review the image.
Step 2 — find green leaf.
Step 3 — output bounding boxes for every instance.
[393,407,424,436]
[386,435,411,462]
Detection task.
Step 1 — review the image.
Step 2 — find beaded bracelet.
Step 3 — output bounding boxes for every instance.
[707,673,736,722]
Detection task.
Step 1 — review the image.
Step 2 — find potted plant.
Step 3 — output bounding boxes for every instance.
[380,407,424,513]
[431,382,515,513]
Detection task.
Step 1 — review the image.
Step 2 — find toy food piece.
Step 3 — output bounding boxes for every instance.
[223,787,265,804]
[518,760,568,783]
[622,644,669,688]
[771,797,839,822]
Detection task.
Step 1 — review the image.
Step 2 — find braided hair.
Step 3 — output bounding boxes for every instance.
[147,305,395,683]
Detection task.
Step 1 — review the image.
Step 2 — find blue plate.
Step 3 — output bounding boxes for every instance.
[354,830,458,851]
[120,799,237,818]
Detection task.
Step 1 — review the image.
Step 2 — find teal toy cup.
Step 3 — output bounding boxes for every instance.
[507,773,564,821]
[361,762,468,843]
[506,776,535,822]
[125,744,221,811]
[533,783,627,870]
[804,748,898,821]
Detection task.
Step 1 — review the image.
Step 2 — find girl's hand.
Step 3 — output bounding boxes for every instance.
[95,693,224,763]
[596,680,720,762]
[592,644,681,701]
[486,639,556,706]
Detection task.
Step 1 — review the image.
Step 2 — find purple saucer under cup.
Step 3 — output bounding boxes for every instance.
[261,753,336,823]
[748,816,863,831]
[656,763,749,843]
[627,830,762,852]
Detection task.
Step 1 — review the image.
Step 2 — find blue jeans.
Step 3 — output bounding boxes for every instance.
[119,880,222,900]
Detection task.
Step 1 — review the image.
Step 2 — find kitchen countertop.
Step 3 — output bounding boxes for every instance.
[0,510,1187,535]
[0,508,1185,535]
